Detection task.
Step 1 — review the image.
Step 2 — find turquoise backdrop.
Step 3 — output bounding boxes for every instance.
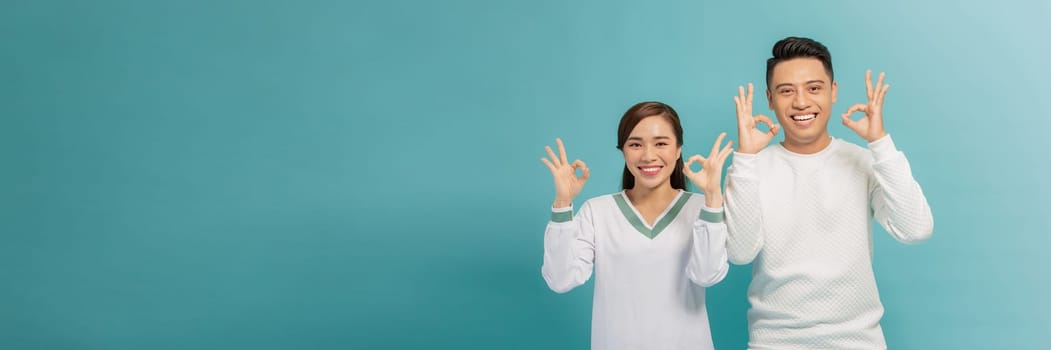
[3,1,1048,348]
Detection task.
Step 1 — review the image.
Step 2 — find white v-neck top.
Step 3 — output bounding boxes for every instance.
[542,190,729,350]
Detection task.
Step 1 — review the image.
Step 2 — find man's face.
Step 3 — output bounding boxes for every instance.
[767,57,837,152]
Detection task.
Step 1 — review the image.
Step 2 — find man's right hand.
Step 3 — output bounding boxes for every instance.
[734,83,779,154]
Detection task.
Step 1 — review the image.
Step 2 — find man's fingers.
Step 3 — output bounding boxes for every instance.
[875,72,886,101]
[865,70,873,101]
[876,84,890,107]
[747,83,755,106]
[841,113,864,132]
[843,103,867,117]
[841,103,869,133]
[754,114,775,129]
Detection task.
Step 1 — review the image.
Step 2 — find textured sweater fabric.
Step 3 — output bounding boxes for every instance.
[724,135,934,349]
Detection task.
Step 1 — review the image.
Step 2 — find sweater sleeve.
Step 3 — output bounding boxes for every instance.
[724,152,766,264]
[685,204,730,287]
[868,134,935,243]
[541,201,596,293]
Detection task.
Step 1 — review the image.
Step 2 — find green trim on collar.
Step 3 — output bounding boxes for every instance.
[613,192,692,239]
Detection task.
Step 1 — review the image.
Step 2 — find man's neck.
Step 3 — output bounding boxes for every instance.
[781,133,833,154]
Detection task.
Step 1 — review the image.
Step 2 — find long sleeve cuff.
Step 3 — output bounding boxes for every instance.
[550,205,573,223]
[700,206,724,223]
[868,134,901,164]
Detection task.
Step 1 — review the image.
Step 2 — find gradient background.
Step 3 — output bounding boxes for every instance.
[3,0,1049,349]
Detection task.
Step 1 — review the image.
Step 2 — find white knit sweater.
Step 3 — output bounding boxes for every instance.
[724,135,934,349]
[543,191,729,350]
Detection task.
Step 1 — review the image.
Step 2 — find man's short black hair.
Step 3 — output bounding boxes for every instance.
[766,37,834,88]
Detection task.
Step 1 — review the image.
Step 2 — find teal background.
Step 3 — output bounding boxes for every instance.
[3,1,1048,349]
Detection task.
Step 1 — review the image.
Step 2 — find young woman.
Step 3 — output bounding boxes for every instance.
[540,101,733,350]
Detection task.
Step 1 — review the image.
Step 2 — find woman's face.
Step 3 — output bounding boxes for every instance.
[622,116,681,190]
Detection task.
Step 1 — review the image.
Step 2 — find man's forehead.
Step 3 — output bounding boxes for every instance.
[771,58,830,84]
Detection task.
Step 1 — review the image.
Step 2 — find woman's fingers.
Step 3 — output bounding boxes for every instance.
[571,159,589,180]
[545,145,560,167]
[556,138,569,166]
[684,154,706,174]
[709,132,727,158]
[541,157,557,173]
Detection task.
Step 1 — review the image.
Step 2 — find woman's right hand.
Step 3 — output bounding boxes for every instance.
[541,138,589,208]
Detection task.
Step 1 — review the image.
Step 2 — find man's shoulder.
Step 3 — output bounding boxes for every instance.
[835,137,867,150]
[753,144,782,159]
[831,138,873,159]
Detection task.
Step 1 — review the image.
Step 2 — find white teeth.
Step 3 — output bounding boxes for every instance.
[792,114,816,121]
[641,167,660,172]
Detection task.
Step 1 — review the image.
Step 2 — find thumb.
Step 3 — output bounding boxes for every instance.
[841,113,864,133]
[572,160,589,180]
[683,155,705,175]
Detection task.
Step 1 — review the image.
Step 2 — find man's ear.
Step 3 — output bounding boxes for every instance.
[832,81,838,104]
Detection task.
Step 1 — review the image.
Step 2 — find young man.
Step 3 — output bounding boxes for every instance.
[725,36,934,348]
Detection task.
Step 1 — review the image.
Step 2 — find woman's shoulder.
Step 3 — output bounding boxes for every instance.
[679,191,708,206]
[581,191,624,206]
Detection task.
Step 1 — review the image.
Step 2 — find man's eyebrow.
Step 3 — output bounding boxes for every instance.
[774,80,826,89]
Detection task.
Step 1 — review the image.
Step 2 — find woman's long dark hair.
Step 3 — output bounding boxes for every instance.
[615,102,685,190]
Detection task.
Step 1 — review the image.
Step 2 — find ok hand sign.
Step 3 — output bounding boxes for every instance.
[541,138,590,208]
[841,70,890,142]
[734,83,780,154]
[684,132,734,208]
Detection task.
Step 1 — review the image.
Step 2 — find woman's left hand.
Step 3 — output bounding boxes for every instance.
[684,132,734,207]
